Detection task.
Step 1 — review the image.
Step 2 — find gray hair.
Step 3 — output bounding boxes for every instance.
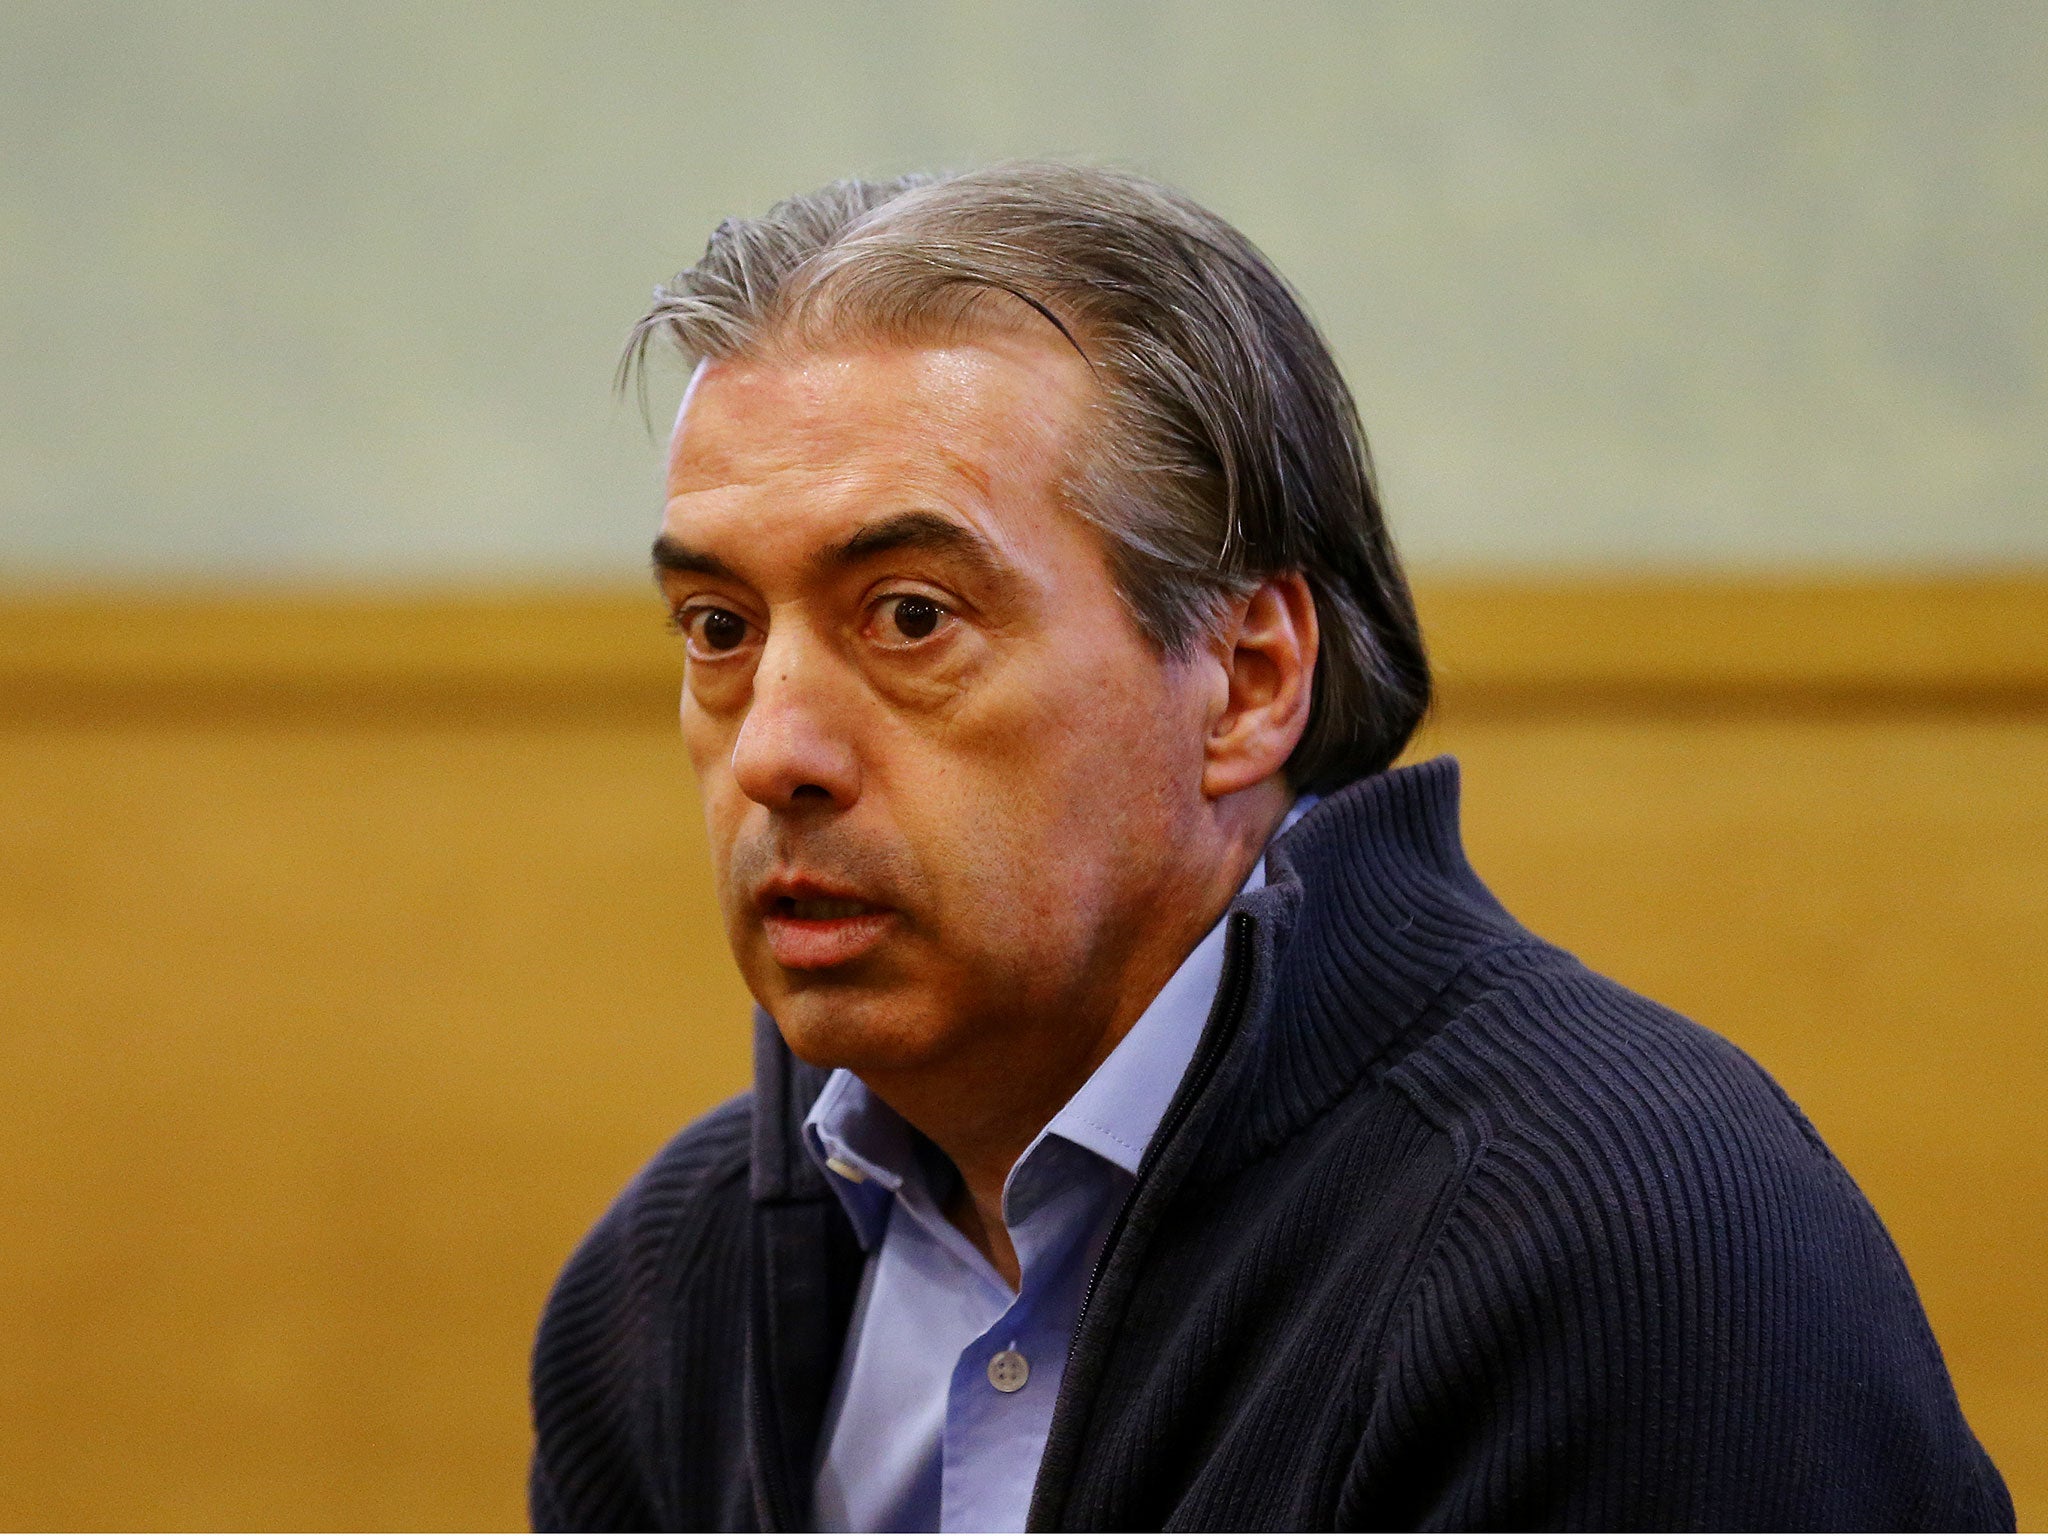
[624,162,1430,791]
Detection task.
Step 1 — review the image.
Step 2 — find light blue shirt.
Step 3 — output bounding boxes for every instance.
[804,800,1314,1533]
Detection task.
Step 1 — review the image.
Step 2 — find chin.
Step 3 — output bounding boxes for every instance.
[761,984,953,1078]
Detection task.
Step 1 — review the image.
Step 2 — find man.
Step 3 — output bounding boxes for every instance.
[530,163,2011,1531]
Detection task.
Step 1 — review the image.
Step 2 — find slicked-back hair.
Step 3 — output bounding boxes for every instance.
[625,162,1430,791]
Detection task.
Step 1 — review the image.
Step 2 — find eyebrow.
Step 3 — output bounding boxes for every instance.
[650,510,1012,588]
[650,534,738,581]
[827,510,1009,583]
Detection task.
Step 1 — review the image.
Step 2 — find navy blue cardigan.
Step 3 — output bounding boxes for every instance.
[530,758,2012,1530]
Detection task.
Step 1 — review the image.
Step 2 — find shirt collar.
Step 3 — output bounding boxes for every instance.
[1038,898,1232,1178]
[802,1069,908,1249]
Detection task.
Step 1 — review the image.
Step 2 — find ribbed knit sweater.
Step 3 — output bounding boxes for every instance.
[530,758,2013,1531]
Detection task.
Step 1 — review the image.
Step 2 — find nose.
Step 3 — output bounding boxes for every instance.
[728,628,862,812]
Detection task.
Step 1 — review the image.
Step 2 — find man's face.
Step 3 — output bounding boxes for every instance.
[657,325,1219,1088]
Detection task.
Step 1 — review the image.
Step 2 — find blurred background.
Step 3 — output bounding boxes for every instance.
[2,2,2043,1528]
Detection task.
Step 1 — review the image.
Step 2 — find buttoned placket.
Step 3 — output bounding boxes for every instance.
[893,1136,1124,1532]
[811,1101,1129,1532]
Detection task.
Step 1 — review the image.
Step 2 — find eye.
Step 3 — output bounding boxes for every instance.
[871,593,950,646]
[674,605,753,656]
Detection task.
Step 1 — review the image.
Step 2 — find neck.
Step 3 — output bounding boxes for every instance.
[859,777,1293,1289]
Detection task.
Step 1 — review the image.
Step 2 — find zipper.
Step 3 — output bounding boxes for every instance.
[749,1234,801,1533]
[750,1377,784,1531]
[1063,907,1257,1371]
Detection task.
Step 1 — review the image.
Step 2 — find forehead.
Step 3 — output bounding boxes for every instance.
[662,330,1096,548]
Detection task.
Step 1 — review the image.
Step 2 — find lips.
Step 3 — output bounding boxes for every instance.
[756,878,896,970]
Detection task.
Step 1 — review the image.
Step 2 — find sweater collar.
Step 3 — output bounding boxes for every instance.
[1192,754,1529,1173]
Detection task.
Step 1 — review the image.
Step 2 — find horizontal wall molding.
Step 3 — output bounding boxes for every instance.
[1415,576,2048,717]
[4,577,2045,724]
[0,590,682,725]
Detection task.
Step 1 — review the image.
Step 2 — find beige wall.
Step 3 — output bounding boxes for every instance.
[3,581,2043,1528]
[3,1,2045,579]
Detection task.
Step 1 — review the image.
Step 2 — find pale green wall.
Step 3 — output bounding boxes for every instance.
[3,1,2042,580]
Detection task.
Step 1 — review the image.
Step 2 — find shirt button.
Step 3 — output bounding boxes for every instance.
[987,1349,1030,1393]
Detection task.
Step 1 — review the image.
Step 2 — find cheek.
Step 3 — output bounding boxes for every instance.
[914,662,1186,921]
[679,698,722,785]
[679,702,747,894]
[680,675,749,785]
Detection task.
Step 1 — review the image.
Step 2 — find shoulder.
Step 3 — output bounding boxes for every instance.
[529,1094,757,1531]
[538,1090,756,1347]
[598,1091,757,1263]
[1395,941,1832,1187]
[1386,942,1889,1331]
[1362,946,2012,1528]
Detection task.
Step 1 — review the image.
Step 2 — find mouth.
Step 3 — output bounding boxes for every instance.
[757,883,897,970]
[775,896,875,921]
